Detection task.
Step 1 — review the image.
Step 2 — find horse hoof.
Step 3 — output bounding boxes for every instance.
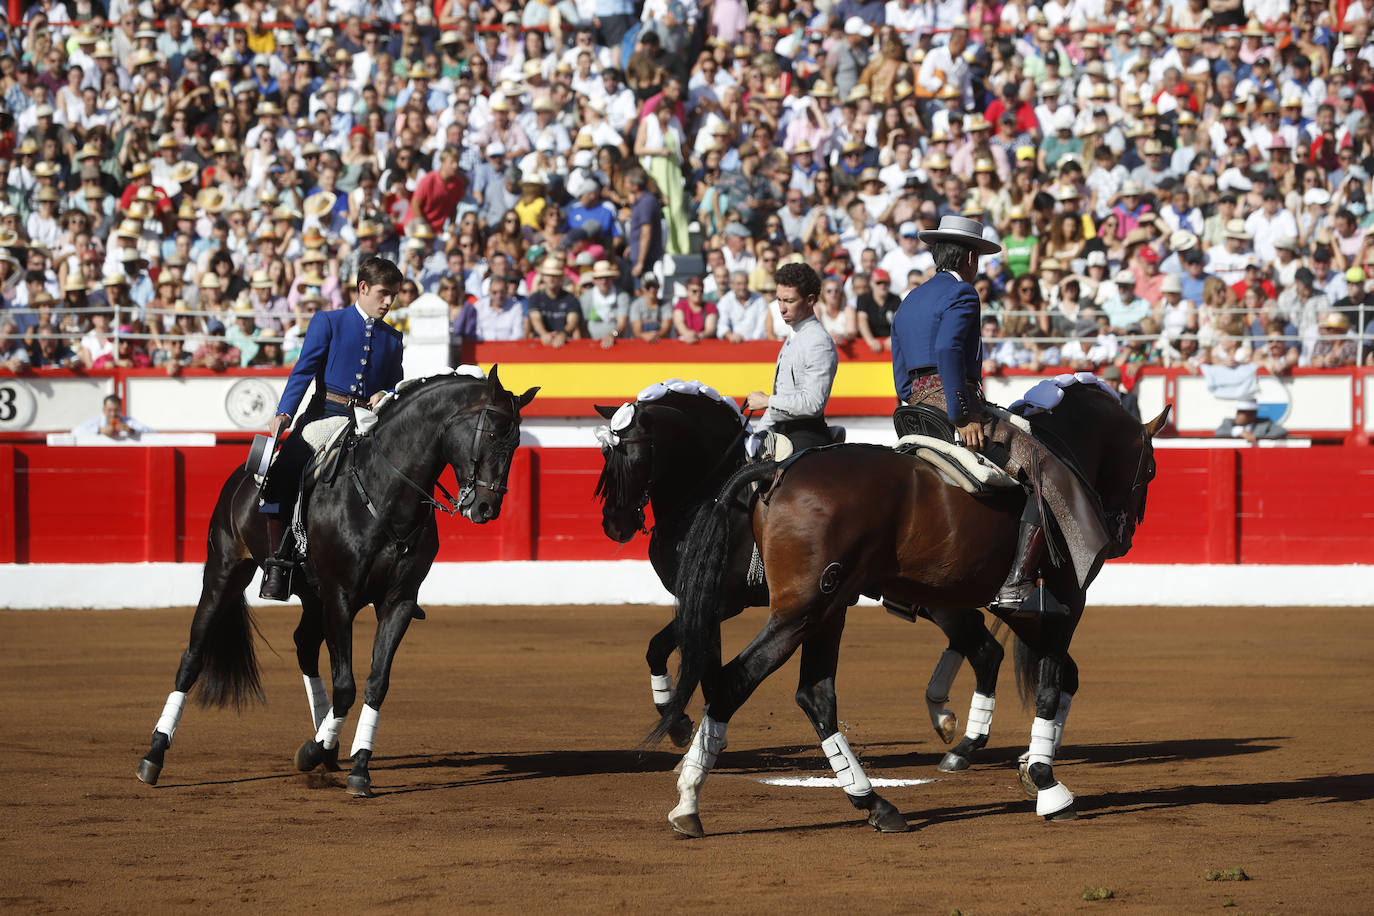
[936,713,959,745]
[346,774,374,798]
[1017,761,1038,798]
[295,739,326,772]
[867,802,910,834]
[1045,804,1077,822]
[938,752,970,773]
[136,758,162,786]
[669,811,705,838]
[322,743,342,772]
[667,713,695,749]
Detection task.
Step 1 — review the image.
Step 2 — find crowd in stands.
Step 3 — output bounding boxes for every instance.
[2,0,1373,383]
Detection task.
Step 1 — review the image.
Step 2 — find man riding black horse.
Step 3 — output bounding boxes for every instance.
[258,256,407,601]
[891,215,1113,615]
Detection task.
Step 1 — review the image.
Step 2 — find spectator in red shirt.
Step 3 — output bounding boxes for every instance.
[400,145,467,236]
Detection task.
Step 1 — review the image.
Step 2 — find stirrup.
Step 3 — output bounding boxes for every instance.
[259,557,294,601]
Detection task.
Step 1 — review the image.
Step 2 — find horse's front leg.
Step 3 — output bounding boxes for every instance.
[1022,650,1079,821]
[344,597,419,798]
[646,619,694,748]
[931,609,1004,773]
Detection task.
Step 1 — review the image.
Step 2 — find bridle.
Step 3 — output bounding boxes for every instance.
[349,384,520,549]
[599,401,751,535]
[1109,432,1157,545]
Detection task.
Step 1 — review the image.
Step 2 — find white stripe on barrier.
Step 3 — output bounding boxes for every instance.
[0,562,1371,610]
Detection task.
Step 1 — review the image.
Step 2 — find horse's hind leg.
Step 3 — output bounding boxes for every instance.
[933,610,1005,773]
[795,609,908,833]
[646,620,693,748]
[294,594,356,776]
[137,555,258,785]
[343,598,418,798]
[293,593,340,771]
[668,613,807,838]
[1018,652,1077,795]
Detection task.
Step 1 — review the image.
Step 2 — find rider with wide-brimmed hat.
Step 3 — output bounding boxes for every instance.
[891,215,1113,614]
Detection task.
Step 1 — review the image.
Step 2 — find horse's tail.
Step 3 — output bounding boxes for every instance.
[195,470,267,710]
[644,460,778,746]
[195,589,266,710]
[1014,634,1039,708]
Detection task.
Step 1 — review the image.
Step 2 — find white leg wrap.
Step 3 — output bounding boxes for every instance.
[925,649,962,704]
[964,692,996,740]
[650,674,673,707]
[1052,692,1073,753]
[1027,716,1057,767]
[821,732,873,797]
[1035,780,1075,817]
[350,704,380,756]
[314,708,346,750]
[673,715,727,814]
[303,675,330,731]
[154,690,187,744]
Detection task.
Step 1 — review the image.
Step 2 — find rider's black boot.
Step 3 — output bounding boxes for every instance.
[259,516,295,601]
[990,500,1045,613]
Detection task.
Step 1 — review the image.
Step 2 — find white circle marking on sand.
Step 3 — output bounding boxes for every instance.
[759,776,937,789]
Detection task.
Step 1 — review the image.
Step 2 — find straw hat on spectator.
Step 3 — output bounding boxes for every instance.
[63,276,88,293]
[197,188,227,213]
[1006,205,1029,222]
[200,272,223,290]
[128,201,153,221]
[936,84,960,101]
[273,202,303,221]
[157,270,181,288]
[165,162,197,186]
[962,202,987,218]
[409,221,435,241]
[966,114,991,132]
[1170,230,1198,252]
[130,49,158,69]
[135,185,158,203]
[892,81,914,102]
[36,186,60,203]
[1225,219,1251,241]
[846,85,870,103]
[811,81,836,98]
[295,270,326,288]
[1322,312,1350,332]
[923,152,951,170]
[102,271,129,287]
[973,157,995,174]
[1041,257,1065,272]
[591,260,620,279]
[92,40,115,59]
[300,249,328,266]
[114,219,142,240]
[1273,236,1298,252]
[30,289,57,307]
[538,257,567,277]
[33,161,59,178]
[128,161,152,179]
[303,192,336,219]
[355,220,383,238]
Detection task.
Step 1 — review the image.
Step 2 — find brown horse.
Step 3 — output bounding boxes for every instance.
[595,386,1010,766]
[653,382,1169,837]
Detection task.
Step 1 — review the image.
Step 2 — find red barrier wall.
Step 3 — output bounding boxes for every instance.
[2,444,1372,567]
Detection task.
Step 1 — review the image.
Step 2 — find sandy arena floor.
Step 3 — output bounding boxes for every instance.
[2,601,1372,913]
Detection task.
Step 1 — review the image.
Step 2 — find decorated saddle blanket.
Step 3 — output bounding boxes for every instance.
[894,434,1018,495]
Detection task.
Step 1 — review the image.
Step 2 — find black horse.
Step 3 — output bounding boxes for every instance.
[653,382,1168,837]
[137,367,537,796]
[594,382,1006,770]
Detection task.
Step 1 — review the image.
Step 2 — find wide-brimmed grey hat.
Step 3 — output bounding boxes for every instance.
[917,215,1002,256]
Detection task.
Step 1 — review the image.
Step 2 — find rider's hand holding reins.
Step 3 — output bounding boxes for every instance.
[957,419,985,452]
[268,414,289,438]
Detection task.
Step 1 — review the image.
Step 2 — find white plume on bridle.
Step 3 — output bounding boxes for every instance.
[593,379,751,449]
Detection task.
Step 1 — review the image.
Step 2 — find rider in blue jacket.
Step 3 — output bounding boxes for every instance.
[258,256,406,600]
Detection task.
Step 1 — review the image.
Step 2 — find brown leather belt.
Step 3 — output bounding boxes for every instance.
[325,391,360,408]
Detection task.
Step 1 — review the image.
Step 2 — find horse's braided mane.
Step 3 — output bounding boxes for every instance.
[595,388,745,508]
[373,370,488,423]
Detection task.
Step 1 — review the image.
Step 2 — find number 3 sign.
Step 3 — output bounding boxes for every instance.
[0,379,37,429]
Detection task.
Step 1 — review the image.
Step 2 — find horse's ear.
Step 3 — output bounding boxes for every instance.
[1143,404,1172,437]
[516,386,539,410]
[487,363,501,388]
[593,404,618,419]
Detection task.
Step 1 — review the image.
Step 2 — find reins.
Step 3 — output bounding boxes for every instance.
[346,380,519,552]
